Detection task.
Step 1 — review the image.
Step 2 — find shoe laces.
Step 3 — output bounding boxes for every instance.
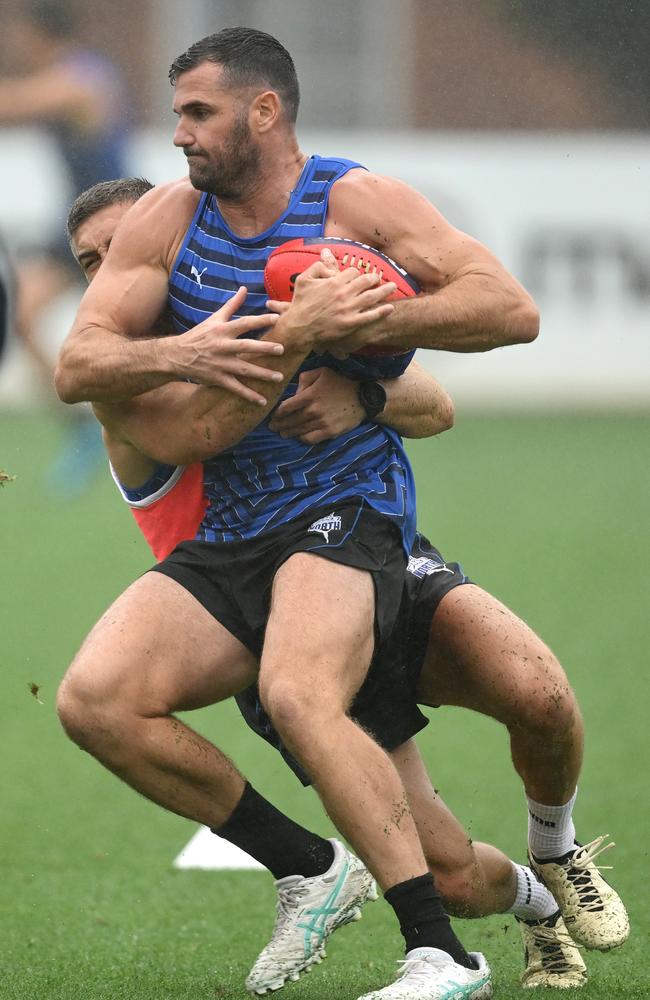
[394,952,453,984]
[564,835,615,910]
[527,923,583,973]
[276,880,310,922]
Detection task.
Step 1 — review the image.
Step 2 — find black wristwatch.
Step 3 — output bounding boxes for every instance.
[357,380,387,420]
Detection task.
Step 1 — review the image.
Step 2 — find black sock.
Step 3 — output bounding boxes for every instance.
[385,873,476,969]
[214,783,335,880]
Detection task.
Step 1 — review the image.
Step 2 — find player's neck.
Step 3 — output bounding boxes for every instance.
[215,145,308,238]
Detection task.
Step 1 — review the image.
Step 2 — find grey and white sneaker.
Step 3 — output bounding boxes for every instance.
[356,948,492,1000]
[246,838,377,995]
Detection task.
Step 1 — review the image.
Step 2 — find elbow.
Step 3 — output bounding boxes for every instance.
[409,397,454,439]
[54,359,84,404]
[432,389,455,436]
[430,397,456,437]
[424,395,455,438]
[512,296,540,345]
[54,339,93,403]
[440,402,455,433]
[439,391,455,432]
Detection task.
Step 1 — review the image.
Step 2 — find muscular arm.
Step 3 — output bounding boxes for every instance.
[99,356,454,474]
[93,337,311,467]
[320,171,539,355]
[92,253,396,466]
[268,361,454,444]
[377,361,454,438]
[54,183,286,404]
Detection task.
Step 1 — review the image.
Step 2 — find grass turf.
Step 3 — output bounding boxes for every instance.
[1,409,649,999]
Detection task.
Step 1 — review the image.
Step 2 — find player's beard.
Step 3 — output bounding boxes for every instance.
[187,112,261,199]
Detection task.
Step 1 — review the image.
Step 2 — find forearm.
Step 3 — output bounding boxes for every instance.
[371,270,539,353]
[377,363,454,439]
[95,322,312,465]
[331,270,539,356]
[55,328,178,403]
[178,324,311,461]
[74,251,392,452]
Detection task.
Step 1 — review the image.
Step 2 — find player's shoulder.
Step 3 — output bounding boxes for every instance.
[328,170,437,248]
[112,178,201,264]
[332,169,421,203]
[125,177,200,222]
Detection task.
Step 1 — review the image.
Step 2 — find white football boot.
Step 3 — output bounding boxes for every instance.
[529,836,629,951]
[246,838,377,995]
[518,911,587,989]
[356,948,492,1000]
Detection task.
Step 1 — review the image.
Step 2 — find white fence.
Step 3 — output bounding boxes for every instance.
[1,129,648,407]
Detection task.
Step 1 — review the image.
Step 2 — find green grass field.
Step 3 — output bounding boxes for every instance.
[2,410,649,999]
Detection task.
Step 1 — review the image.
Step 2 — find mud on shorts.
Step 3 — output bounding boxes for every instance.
[237,531,473,785]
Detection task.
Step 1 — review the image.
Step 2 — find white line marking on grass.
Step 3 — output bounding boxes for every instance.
[173,825,265,870]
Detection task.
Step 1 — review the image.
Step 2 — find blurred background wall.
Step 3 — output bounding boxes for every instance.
[0,0,648,408]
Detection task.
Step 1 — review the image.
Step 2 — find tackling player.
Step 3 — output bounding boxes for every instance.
[64,178,623,993]
[55,28,516,1000]
[55,28,626,1000]
[62,175,494,995]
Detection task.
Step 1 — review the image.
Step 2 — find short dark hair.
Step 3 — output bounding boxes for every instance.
[169,26,300,124]
[67,177,154,242]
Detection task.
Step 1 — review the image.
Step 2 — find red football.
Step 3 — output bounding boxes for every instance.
[264,237,418,356]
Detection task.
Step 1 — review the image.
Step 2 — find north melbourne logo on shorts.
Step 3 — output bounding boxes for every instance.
[308,512,342,542]
[407,555,453,579]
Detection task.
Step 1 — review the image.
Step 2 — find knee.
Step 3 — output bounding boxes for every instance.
[259,675,338,744]
[510,655,582,741]
[56,666,124,755]
[57,671,90,745]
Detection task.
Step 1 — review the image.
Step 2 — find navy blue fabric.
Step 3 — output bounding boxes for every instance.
[168,155,417,550]
[119,463,178,503]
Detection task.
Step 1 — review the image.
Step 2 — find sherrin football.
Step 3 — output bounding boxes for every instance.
[264,237,419,356]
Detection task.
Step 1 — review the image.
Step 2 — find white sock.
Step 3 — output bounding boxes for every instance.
[507,863,559,921]
[527,789,577,860]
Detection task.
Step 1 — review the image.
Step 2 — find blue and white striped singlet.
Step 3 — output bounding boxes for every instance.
[168,154,417,550]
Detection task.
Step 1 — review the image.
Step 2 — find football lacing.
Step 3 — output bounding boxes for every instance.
[340,252,385,280]
[564,835,615,911]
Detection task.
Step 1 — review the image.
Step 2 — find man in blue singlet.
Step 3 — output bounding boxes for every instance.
[0,1,129,494]
[55,27,543,1000]
[63,178,628,988]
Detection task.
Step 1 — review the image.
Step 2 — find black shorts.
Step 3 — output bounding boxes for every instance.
[237,532,471,785]
[149,500,407,657]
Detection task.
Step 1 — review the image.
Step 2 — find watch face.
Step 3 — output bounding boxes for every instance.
[359,380,387,418]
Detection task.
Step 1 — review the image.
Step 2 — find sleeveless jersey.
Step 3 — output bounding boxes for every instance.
[168,154,417,552]
[110,461,207,561]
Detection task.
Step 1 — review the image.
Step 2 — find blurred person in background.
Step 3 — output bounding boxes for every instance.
[0,0,129,496]
[0,231,14,363]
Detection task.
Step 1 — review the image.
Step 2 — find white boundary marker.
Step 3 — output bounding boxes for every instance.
[173,825,265,870]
